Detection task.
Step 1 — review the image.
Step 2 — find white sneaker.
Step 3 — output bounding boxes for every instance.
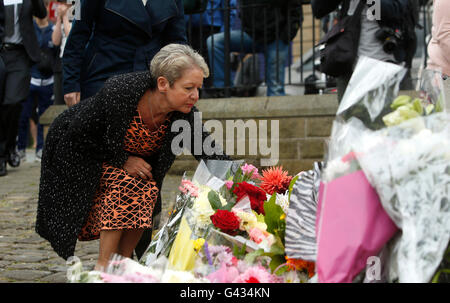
[36,149,42,162]
[18,149,26,159]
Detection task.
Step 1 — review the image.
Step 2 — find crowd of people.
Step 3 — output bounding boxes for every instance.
[0,0,71,176]
[0,0,447,269]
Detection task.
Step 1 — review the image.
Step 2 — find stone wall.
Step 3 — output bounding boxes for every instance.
[168,94,338,175]
[41,90,426,176]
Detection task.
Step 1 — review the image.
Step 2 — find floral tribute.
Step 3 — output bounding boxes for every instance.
[68,161,316,283]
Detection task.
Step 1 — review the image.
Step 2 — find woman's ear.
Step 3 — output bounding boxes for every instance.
[157,76,169,93]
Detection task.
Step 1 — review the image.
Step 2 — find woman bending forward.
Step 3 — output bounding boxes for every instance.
[36,44,229,270]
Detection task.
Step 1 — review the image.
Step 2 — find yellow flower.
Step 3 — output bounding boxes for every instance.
[193,238,205,252]
[191,186,227,228]
[280,213,286,220]
[234,210,267,232]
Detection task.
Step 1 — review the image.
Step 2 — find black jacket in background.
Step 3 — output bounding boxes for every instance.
[239,0,303,45]
[0,0,47,63]
[311,0,415,65]
[62,0,187,100]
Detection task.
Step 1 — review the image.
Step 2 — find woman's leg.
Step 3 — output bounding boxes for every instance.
[96,229,123,271]
[117,229,145,259]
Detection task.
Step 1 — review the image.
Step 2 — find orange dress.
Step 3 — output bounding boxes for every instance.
[78,110,170,241]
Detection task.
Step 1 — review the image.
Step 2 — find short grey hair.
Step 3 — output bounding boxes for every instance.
[150,44,209,86]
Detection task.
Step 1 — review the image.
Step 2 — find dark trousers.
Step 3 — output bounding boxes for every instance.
[0,103,22,161]
[53,71,65,105]
[186,24,221,88]
[0,47,32,161]
[17,83,54,152]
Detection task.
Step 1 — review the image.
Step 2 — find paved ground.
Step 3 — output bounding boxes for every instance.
[0,150,184,283]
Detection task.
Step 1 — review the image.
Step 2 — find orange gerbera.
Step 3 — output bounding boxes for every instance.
[285,257,316,278]
[259,166,292,195]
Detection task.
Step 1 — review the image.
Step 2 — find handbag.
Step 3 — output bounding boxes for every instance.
[317,0,366,77]
[37,48,56,78]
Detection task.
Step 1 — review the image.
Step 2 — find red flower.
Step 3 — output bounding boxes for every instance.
[259,166,292,195]
[210,210,240,235]
[233,182,267,215]
[246,277,260,283]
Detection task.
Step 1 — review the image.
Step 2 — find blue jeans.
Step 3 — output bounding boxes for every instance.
[17,83,54,152]
[207,30,289,96]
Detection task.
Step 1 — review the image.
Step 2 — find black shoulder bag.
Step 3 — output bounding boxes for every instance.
[318,0,366,77]
[37,48,57,78]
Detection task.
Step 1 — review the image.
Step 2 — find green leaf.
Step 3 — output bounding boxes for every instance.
[232,243,247,259]
[391,95,412,109]
[432,269,450,283]
[263,193,284,235]
[269,235,285,255]
[232,167,243,184]
[208,190,222,210]
[244,249,265,264]
[288,174,300,201]
[268,254,286,273]
[221,201,235,211]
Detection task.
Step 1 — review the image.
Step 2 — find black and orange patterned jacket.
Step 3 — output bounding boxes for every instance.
[36,71,229,260]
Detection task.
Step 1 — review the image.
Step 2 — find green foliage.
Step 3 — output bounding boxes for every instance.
[232,243,247,260]
[262,194,288,272]
[263,193,286,243]
[208,190,222,211]
[288,174,299,201]
[431,244,450,283]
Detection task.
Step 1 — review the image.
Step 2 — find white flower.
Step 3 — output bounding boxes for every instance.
[275,192,289,213]
[161,269,209,283]
[322,158,350,182]
[191,186,227,229]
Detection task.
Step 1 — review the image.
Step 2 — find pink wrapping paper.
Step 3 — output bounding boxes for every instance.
[316,170,398,283]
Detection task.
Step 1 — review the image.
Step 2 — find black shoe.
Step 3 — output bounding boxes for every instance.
[0,161,7,177]
[7,150,20,167]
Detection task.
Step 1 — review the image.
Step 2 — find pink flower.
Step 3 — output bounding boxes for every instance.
[100,272,159,283]
[179,179,199,197]
[241,164,260,179]
[248,227,265,244]
[206,263,239,283]
[232,265,282,283]
[225,180,234,190]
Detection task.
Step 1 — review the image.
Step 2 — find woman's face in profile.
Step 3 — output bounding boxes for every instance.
[163,67,204,114]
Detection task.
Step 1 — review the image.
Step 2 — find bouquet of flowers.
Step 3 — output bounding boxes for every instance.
[67,160,316,283]
[317,57,449,283]
[160,160,315,282]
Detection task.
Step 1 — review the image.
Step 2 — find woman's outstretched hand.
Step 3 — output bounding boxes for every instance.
[123,156,153,180]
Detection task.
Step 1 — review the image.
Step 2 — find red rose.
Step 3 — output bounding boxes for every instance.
[233,182,267,215]
[210,210,240,235]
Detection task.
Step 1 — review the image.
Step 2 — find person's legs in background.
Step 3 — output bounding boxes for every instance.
[30,114,38,150]
[35,83,54,160]
[264,39,289,96]
[206,30,254,89]
[0,102,23,175]
[17,85,36,158]
[188,25,221,88]
[0,48,33,176]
